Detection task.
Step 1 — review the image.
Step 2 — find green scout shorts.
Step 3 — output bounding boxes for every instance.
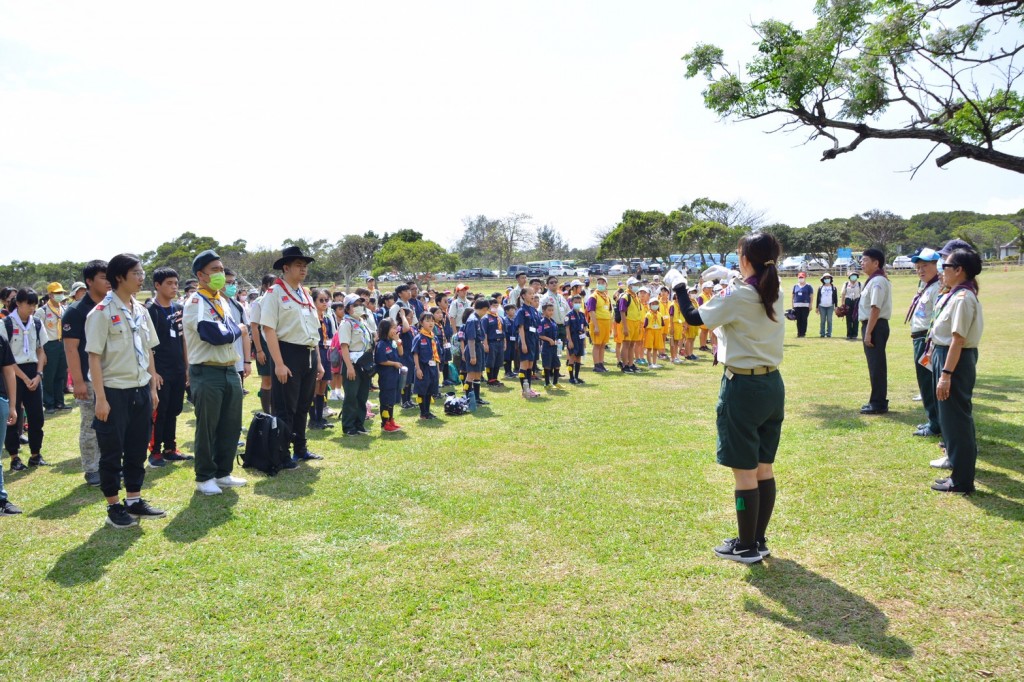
[716,370,785,470]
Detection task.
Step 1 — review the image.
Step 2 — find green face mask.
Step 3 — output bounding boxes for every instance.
[207,272,226,291]
[596,284,607,292]
[224,283,238,297]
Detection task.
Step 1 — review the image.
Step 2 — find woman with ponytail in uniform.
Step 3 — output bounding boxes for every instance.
[667,233,786,565]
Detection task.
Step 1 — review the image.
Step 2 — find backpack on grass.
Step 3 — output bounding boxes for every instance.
[239,412,288,475]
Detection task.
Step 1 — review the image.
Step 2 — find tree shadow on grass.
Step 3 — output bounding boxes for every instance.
[254,465,319,501]
[745,558,913,660]
[30,484,97,520]
[47,524,142,586]
[162,489,239,544]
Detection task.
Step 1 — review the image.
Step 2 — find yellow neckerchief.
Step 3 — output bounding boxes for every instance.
[47,299,64,339]
[419,326,440,363]
[488,311,503,333]
[198,286,226,319]
[646,308,662,329]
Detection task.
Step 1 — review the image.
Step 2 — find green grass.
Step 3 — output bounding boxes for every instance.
[2,272,1022,680]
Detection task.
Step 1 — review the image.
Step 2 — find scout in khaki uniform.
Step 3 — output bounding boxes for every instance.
[1,288,48,471]
[84,254,165,529]
[183,250,248,496]
[906,248,943,437]
[260,246,324,466]
[667,234,786,565]
[37,282,70,411]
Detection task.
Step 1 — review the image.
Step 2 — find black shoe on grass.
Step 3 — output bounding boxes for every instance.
[126,498,167,519]
[9,457,26,472]
[1,500,23,515]
[106,503,139,529]
[713,538,763,564]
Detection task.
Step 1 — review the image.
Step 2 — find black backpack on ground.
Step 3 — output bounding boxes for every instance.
[239,412,287,475]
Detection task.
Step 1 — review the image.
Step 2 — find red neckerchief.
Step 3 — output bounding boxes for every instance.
[275,278,312,308]
[905,274,940,324]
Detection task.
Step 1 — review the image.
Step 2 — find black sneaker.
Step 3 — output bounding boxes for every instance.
[294,451,324,461]
[713,538,763,564]
[342,430,364,437]
[576,377,586,384]
[28,454,49,467]
[280,458,299,469]
[477,397,490,405]
[9,457,26,472]
[568,377,578,385]
[84,471,101,487]
[756,538,770,557]
[147,453,166,468]
[125,498,167,519]
[161,450,195,461]
[1,500,23,515]
[355,427,370,435]
[106,503,139,529]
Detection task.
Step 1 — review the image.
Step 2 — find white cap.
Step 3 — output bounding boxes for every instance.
[343,294,362,307]
[570,279,583,287]
[627,277,640,286]
[713,284,724,293]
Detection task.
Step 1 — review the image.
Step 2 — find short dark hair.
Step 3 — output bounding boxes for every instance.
[516,272,527,279]
[83,259,108,284]
[419,311,433,324]
[354,287,370,297]
[15,287,39,305]
[529,278,543,285]
[473,299,490,310]
[261,274,276,290]
[541,302,554,310]
[395,284,410,296]
[504,304,516,312]
[224,268,236,278]
[183,279,198,290]
[862,248,886,267]
[152,267,178,285]
[107,253,141,291]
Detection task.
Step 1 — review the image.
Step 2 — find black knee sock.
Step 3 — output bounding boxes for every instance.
[735,488,760,547]
[314,394,325,422]
[543,368,550,385]
[755,478,776,542]
[473,382,481,400]
[259,388,271,414]
[504,359,512,374]
[553,367,559,384]
[577,362,583,379]
[419,395,428,416]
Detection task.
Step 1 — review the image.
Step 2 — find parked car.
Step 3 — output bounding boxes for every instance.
[641,261,664,274]
[779,256,806,272]
[587,263,609,276]
[454,269,471,279]
[832,257,856,270]
[526,266,548,278]
[507,264,528,278]
[891,255,914,270]
[804,257,830,271]
[608,263,629,276]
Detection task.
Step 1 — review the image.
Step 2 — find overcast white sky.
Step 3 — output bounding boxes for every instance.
[1,1,1022,264]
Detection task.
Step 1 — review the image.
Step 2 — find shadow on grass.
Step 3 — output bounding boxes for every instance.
[30,484,98,520]
[162,488,239,543]
[800,403,870,431]
[254,465,320,500]
[47,524,142,586]
[745,558,913,659]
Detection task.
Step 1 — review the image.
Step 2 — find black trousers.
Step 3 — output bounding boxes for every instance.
[151,370,186,453]
[5,363,44,456]
[272,342,317,458]
[794,307,810,337]
[93,385,152,497]
[861,318,890,409]
[933,345,978,491]
[844,298,859,338]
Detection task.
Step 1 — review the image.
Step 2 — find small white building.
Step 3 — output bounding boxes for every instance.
[998,236,1021,261]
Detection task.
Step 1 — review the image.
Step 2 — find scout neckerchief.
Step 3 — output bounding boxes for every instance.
[10,311,34,357]
[488,311,503,334]
[196,287,226,321]
[47,299,64,340]
[419,327,440,363]
[919,281,978,367]
[275,278,312,309]
[107,292,149,370]
[904,275,940,324]
[318,310,328,344]
[344,313,371,350]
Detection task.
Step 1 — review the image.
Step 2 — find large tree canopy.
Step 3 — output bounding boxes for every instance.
[684,0,1024,174]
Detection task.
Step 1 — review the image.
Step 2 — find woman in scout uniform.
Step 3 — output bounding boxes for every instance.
[513,289,542,398]
[668,233,785,565]
[37,282,69,411]
[260,246,325,462]
[565,295,587,385]
[929,248,984,494]
[85,254,165,529]
[411,312,442,419]
[1,288,49,471]
[373,319,404,433]
[336,294,374,437]
[585,276,612,373]
[184,250,248,496]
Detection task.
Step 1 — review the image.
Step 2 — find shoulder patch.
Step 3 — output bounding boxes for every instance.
[95,304,105,311]
[190,294,200,304]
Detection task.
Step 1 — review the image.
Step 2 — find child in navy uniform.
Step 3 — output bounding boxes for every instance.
[482,301,505,386]
[461,300,491,408]
[565,295,588,385]
[513,290,542,398]
[538,303,561,387]
[397,307,416,409]
[501,304,516,379]
[373,319,404,433]
[411,312,442,419]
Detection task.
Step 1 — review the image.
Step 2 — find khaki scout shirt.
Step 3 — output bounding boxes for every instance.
[35,301,65,342]
[858,274,893,321]
[183,290,240,366]
[84,292,158,389]
[697,280,785,370]
[259,281,320,347]
[0,312,48,364]
[931,288,983,348]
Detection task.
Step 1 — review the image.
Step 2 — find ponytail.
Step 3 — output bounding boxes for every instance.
[739,233,782,322]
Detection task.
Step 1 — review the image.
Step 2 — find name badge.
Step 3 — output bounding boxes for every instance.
[579,333,586,339]
[529,327,537,333]
[217,322,229,333]
[428,360,436,367]
[444,343,451,349]
[170,330,177,338]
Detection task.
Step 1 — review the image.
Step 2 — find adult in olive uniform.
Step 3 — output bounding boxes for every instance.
[37,282,69,411]
[668,233,786,565]
[858,248,892,415]
[183,250,248,495]
[260,246,325,466]
[906,248,943,437]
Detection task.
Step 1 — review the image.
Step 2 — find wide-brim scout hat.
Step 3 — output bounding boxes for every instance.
[47,282,66,295]
[274,245,316,270]
[819,273,833,282]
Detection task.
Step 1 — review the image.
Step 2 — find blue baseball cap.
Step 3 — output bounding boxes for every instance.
[910,248,941,263]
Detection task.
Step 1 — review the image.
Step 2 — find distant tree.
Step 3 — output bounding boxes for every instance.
[689,198,766,230]
[330,234,382,287]
[493,213,534,272]
[851,210,908,251]
[532,225,570,260]
[684,1,1024,175]
[955,219,1019,258]
[799,219,853,266]
[759,223,797,255]
[142,232,232,279]
[678,220,732,266]
[389,229,424,243]
[372,238,458,279]
[454,215,502,266]
[598,210,677,261]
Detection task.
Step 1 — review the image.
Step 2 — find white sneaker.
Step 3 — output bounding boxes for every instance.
[196,479,223,495]
[930,456,952,469]
[215,475,248,487]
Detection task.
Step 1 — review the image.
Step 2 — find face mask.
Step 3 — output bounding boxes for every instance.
[207,272,226,291]
[490,307,499,314]
[850,275,859,282]
[823,279,831,285]
[630,285,640,293]
[650,304,660,311]
[53,294,66,303]
[596,284,607,292]
[224,284,238,298]
[352,306,365,316]
[798,279,806,285]
[573,303,582,311]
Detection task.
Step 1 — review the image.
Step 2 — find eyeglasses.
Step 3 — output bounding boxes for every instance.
[130,269,146,277]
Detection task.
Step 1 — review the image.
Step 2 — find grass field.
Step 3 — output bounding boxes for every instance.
[2,272,1021,680]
